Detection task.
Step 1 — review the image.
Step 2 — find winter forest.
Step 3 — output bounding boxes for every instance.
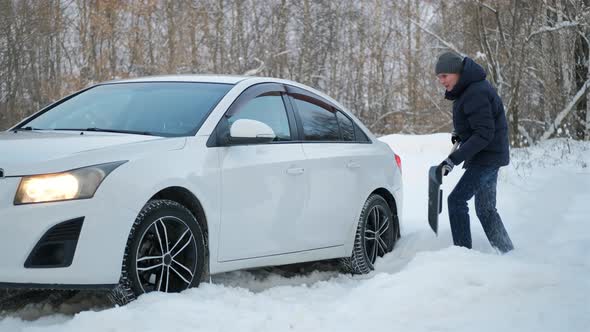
[1,0,589,146]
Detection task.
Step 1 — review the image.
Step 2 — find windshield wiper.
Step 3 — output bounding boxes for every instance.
[13,126,45,132]
[52,128,156,136]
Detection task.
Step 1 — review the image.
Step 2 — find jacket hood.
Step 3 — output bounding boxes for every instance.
[445,57,487,100]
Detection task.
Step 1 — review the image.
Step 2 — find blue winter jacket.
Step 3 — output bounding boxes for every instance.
[446,57,510,168]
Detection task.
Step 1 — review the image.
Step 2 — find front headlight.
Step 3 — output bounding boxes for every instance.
[14,161,127,205]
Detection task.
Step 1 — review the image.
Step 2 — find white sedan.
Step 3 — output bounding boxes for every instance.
[0,75,403,304]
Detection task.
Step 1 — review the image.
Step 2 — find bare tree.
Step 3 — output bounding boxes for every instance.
[0,0,588,145]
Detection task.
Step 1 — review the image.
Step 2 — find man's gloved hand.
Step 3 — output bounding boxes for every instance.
[451,131,461,144]
[440,158,454,176]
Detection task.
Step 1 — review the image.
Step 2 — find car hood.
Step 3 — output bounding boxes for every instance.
[0,130,187,176]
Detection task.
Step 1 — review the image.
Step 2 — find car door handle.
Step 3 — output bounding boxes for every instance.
[286,167,305,175]
[346,161,361,169]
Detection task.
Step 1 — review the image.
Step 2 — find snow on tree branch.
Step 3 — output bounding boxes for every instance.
[540,79,590,141]
[526,21,580,42]
[475,1,497,14]
[518,124,533,145]
[243,58,265,76]
[409,19,467,58]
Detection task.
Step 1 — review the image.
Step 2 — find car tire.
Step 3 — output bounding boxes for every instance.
[341,194,399,274]
[109,199,206,306]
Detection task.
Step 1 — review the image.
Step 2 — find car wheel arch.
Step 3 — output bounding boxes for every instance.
[148,186,211,280]
[148,186,209,245]
[370,188,400,239]
[344,187,400,253]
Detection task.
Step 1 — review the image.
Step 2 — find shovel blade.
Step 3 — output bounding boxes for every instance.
[428,165,443,235]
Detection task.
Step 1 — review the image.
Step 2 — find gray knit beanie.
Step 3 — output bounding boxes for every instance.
[435,52,464,75]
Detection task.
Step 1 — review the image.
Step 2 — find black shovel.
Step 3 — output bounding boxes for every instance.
[428,142,460,235]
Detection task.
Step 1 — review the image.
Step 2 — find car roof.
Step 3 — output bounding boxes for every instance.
[105,75,350,118]
[110,75,251,85]
[106,75,343,108]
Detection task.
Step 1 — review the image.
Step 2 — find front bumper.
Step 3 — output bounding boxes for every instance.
[0,177,138,287]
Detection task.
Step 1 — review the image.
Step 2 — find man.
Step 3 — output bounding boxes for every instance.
[435,51,514,253]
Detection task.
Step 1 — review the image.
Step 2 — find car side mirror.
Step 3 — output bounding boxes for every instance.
[227,119,276,145]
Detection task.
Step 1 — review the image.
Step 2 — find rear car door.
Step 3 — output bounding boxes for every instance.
[286,86,370,249]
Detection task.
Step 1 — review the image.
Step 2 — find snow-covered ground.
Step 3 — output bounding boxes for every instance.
[1,134,589,332]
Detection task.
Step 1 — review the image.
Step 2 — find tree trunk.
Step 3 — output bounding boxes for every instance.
[166,1,176,73]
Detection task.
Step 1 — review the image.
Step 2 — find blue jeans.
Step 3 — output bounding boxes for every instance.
[447,165,514,253]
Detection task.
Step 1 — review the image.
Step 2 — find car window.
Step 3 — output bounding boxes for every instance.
[354,123,371,142]
[227,93,291,141]
[22,82,233,137]
[293,97,340,141]
[336,111,355,141]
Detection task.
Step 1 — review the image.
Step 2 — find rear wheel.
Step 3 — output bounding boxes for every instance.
[110,200,205,305]
[341,194,399,274]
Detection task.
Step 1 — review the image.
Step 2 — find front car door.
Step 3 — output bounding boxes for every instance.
[210,83,310,262]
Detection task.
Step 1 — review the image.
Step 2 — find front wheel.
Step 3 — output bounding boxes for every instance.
[341,194,399,274]
[110,200,206,305]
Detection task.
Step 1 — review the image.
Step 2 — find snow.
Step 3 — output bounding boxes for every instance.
[475,51,487,60]
[527,21,580,41]
[2,134,589,332]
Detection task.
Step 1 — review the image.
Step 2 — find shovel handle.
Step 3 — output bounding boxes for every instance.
[439,141,461,177]
[450,141,460,154]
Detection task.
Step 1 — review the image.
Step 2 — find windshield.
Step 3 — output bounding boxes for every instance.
[20,82,233,137]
